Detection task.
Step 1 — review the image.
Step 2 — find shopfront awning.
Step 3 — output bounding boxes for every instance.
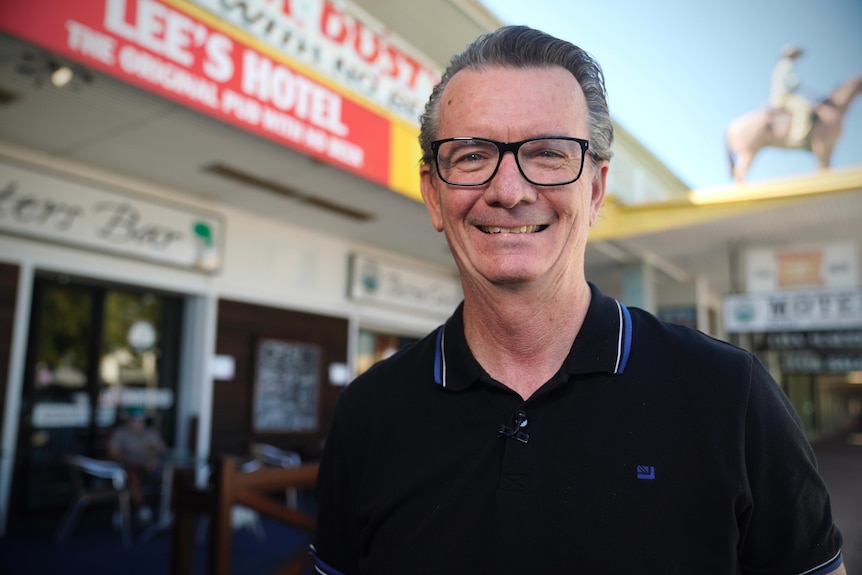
[591,166,862,242]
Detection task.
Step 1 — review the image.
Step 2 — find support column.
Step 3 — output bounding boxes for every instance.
[622,262,656,313]
[694,275,711,334]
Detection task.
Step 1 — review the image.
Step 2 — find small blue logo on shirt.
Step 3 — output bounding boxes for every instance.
[637,465,655,480]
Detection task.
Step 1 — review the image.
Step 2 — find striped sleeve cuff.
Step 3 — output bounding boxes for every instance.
[800,551,843,575]
[309,545,348,575]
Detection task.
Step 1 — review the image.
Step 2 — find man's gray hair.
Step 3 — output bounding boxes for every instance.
[419,25,613,166]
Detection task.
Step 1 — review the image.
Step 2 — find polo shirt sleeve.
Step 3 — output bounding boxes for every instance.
[739,356,843,574]
[311,397,360,575]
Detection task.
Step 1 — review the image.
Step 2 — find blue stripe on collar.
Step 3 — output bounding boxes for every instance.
[433,325,445,386]
[434,296,629,383]
[615,301,632,374]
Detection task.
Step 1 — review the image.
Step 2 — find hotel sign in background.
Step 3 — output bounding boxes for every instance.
[187,0,439,126]
[724,289,862,333]
[0,0,430,200]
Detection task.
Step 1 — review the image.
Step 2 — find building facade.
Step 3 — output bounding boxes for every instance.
[0,0,490,533]
[1,0,859,537]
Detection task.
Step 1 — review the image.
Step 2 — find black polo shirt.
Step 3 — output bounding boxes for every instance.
[312,283,843,575]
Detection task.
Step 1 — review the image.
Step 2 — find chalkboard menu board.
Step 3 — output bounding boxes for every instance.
[252,338,321,433]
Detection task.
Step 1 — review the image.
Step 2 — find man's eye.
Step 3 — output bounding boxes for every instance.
[448,145,494,165]
[530,147,567,159]
[455,152,486,163]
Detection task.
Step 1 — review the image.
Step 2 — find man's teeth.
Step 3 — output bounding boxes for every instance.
[481,225,542,234]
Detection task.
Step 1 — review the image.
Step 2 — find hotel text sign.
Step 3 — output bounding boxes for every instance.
[0,0,398,187]
[188,0,439,124]
[724,289,862,333]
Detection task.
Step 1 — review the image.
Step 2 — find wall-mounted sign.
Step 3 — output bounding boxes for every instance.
[348,253,461,317]
[724,289,862,333]
[0,159,224,272]
[780,350,862,374]
[188,0,439,125]
[0,0,423,199]
[252,338,320,433]
[745,242,858,293]
[764,330,862,350]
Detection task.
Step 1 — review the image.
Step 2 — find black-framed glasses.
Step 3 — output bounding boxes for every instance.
[430,136,590,187]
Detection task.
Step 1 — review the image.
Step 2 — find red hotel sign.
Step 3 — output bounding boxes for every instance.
[0,0,410,191]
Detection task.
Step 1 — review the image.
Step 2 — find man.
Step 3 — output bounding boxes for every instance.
[107,406,167,523]
[770,44,814,147]
[312,26,845,574]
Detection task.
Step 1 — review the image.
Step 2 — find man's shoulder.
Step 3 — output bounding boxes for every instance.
[627,306,752,366]
[331,328,442,430]
[343,328,440,395]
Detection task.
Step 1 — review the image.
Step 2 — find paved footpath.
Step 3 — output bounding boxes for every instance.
[814,434,862,573]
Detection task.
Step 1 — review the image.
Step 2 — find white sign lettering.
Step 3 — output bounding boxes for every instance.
[724,289,862,332]
[189,0,439,124]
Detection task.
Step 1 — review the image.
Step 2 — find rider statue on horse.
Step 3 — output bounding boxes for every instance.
[725,43,862,183]
[770,45,813,148]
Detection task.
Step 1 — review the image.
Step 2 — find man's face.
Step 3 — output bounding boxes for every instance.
[420,65,607,292]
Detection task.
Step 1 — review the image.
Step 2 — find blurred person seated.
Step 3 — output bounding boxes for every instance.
[107,406,168,524]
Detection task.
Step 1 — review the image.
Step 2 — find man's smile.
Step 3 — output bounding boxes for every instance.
[478,225,548,234]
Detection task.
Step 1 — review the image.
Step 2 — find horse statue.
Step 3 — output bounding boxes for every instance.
[725,73,862,183]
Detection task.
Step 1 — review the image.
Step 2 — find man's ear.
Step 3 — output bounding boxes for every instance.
[420,164,445,232]
[589,160,609,227]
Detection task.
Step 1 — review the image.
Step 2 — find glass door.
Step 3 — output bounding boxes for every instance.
[10,273,182,524]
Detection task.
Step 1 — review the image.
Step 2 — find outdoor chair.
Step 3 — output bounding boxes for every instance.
[248,443,302,508]
[220,443,304,539]
[169,455,318,575]
[54,454,132,548]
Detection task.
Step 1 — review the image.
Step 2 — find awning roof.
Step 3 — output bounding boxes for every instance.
[587,167,862,294]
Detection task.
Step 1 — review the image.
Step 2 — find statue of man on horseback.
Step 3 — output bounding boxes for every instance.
[770,45,813,147]
[725,45,862,183]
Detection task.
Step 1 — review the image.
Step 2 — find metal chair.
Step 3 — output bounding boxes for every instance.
[55,454,132,547]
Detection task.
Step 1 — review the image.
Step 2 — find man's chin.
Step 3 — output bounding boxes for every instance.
[479,265,545,287]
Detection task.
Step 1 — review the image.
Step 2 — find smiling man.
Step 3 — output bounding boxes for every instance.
[311,26,845,574]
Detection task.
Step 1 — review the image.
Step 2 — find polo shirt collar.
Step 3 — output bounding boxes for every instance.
[433,283,632,391]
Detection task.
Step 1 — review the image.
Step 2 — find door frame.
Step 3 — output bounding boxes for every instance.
[7,270,185,527]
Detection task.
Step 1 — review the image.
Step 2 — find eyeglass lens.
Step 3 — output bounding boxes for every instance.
[435,138,586,186]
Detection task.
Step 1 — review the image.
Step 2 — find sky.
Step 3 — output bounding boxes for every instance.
[480,0,862,190]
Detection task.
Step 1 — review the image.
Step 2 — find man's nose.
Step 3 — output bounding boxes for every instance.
[484,151,537,207]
